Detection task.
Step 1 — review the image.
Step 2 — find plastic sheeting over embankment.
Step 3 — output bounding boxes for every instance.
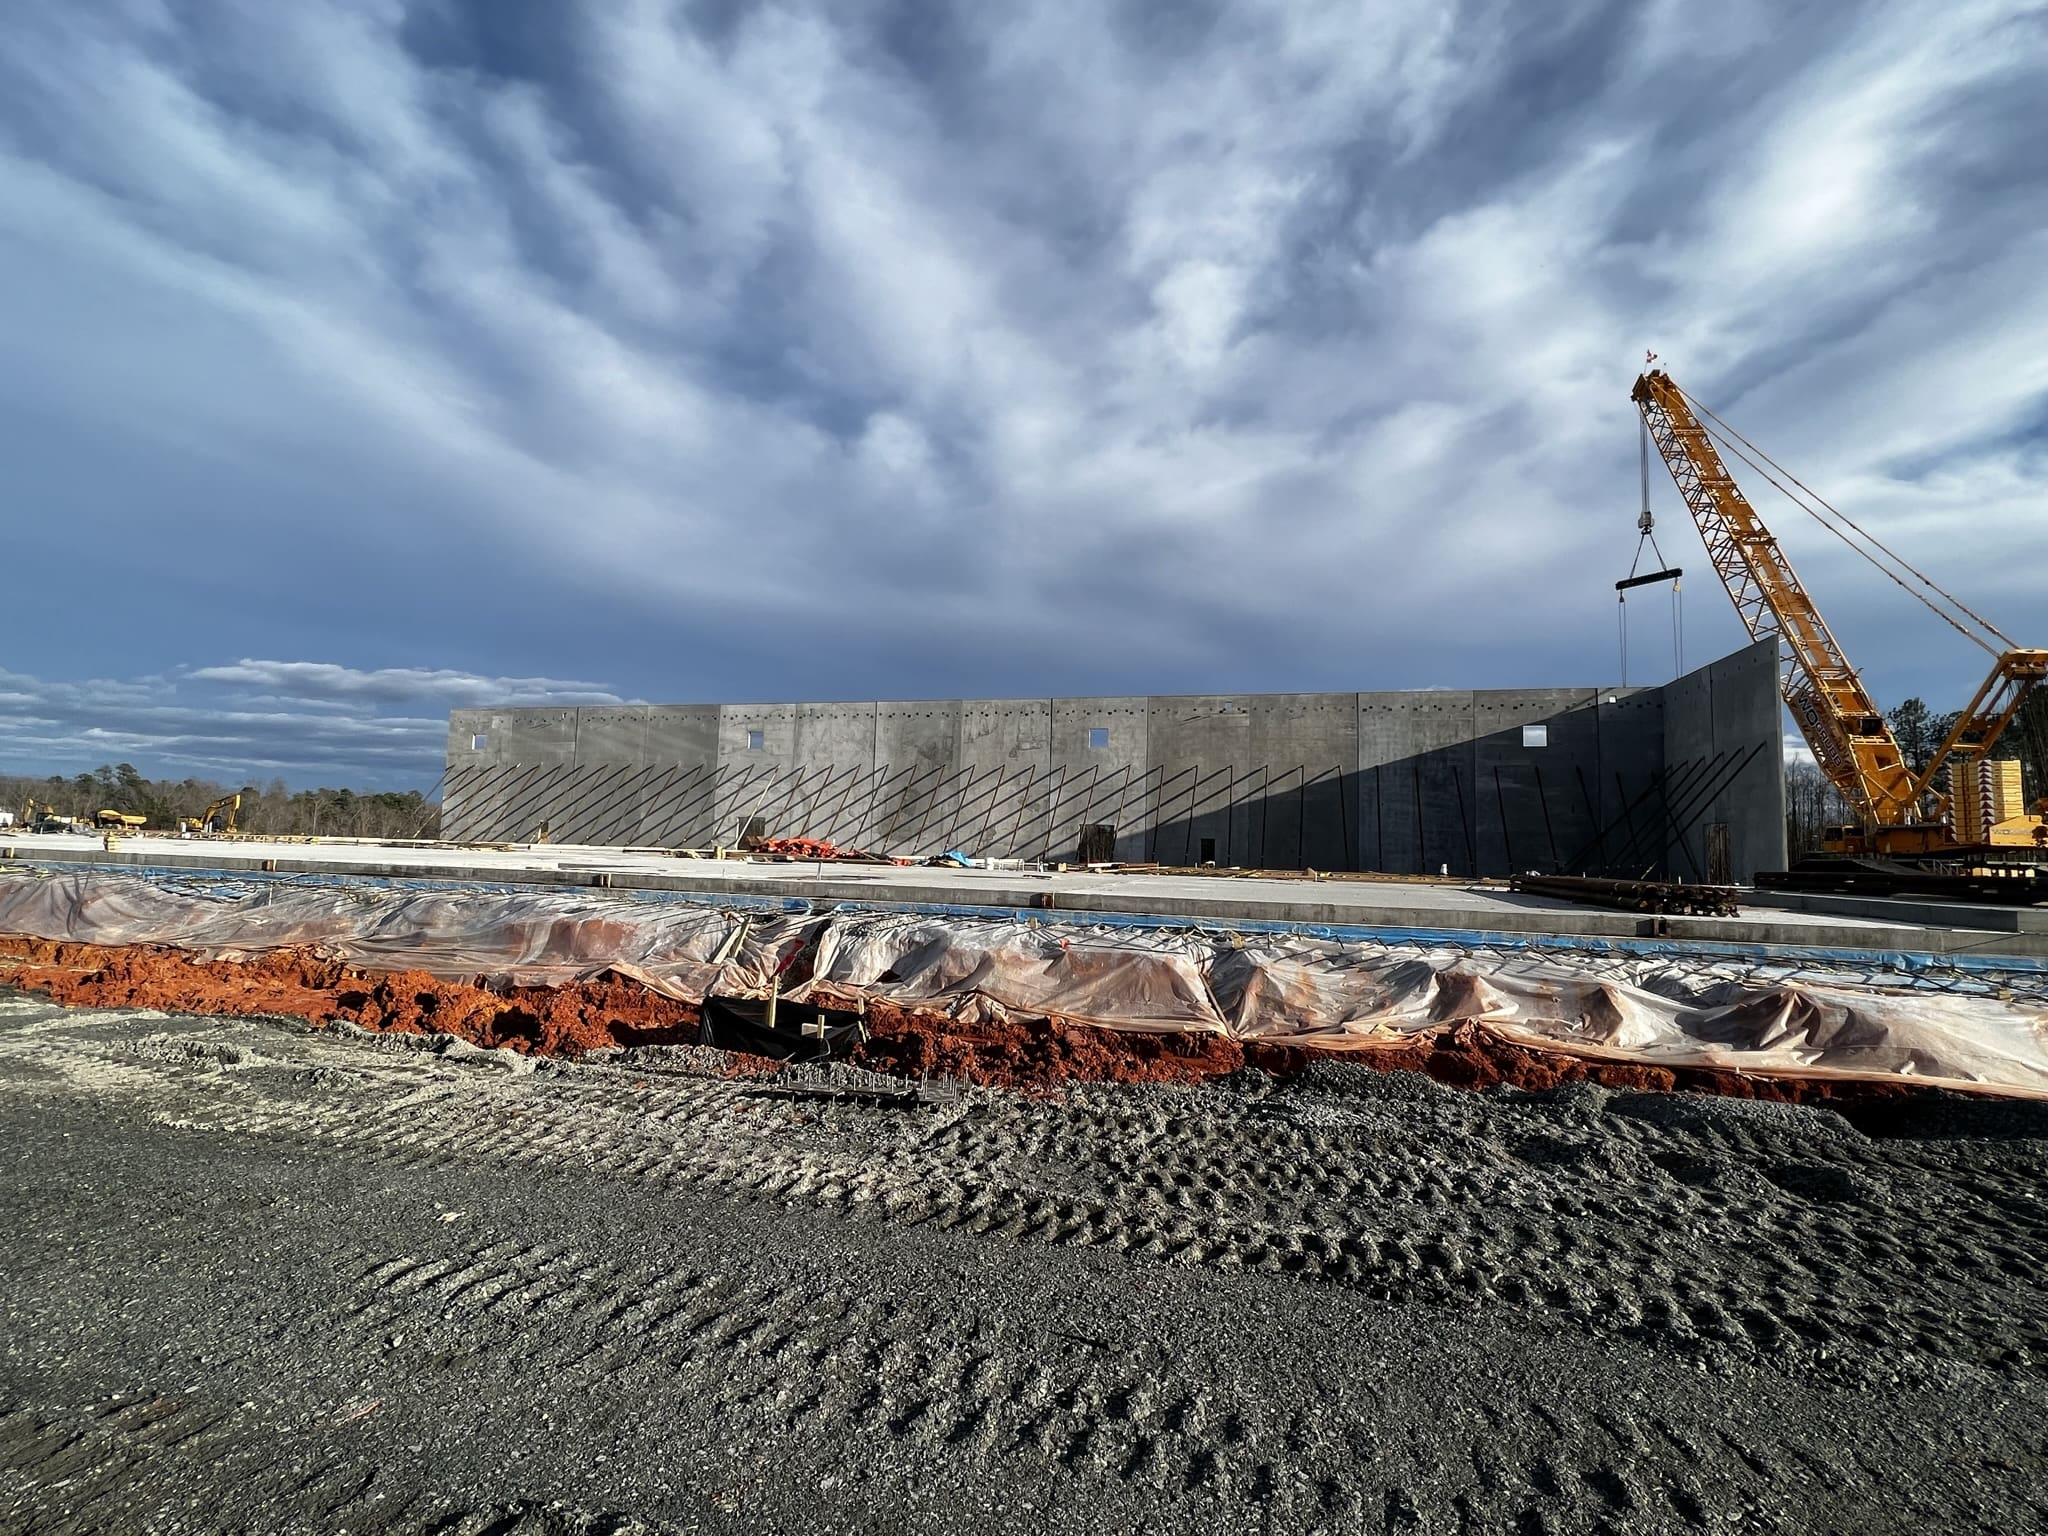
[2,869,2046,1099]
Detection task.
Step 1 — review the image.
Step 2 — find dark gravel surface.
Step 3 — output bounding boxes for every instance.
[3,995,2047,1534]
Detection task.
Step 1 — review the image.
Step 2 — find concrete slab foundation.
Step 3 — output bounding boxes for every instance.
[5,833,2043,961]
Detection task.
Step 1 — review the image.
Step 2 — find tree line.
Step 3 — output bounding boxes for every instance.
[1784,691,2048,858]
[4,764,440,840]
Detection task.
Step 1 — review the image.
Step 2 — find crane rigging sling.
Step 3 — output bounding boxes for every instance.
[1616,411,1683,686]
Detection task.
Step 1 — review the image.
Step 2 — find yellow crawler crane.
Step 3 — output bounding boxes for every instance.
[1631,369,2046,858]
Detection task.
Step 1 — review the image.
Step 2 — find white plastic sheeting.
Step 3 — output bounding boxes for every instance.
[2,869,2046,1098]
[810,913,2048,1096]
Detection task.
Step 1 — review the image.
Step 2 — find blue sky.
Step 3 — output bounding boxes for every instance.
[0,0,2042,789]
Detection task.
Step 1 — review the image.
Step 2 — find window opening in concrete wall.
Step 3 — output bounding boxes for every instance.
[1078,823,1116,863]
[1089,727,1109,749]
[1199,837,1216,864]
[469,733,488,751]
[747,730,764,751]
[1522,724,1548,747]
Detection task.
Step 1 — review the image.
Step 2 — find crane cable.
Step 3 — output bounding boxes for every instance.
[1620,417,1684,684]
[1673,382,2012,655]
[1677,380,2009,643]
[1691,417,1998,659]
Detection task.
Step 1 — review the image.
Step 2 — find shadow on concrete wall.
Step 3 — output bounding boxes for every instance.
[441,642,1788,879]
[1142,762,1356,869]
[441,743,1770,878]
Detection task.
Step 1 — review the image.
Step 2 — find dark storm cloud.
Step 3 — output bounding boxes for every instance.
[0,0,2040,790]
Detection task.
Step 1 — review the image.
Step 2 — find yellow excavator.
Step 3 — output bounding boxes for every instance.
[18,798,80,834]
[1632,369,2047,862]
[179,792,242,836]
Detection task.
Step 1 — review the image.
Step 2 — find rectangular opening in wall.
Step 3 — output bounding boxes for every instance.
[1078,823,1116,863]
[1522,724,1548,748]
[747,729,765,751]
[1088,727,1109,749]
[1199,836,1216,864]
[469,733,488,752]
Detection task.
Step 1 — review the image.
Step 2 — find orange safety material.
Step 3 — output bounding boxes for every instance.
[750,835,900,863]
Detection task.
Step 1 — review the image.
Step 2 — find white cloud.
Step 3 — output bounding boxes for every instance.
[0,659,626,787]
[0,0,2039,748]
[186,660,622,708]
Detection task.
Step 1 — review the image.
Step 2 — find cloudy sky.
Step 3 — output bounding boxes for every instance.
[0,0,2041,790]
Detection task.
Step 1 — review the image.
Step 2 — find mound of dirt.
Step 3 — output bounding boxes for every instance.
[0,939,700,1057]
[0,936,1937,1104]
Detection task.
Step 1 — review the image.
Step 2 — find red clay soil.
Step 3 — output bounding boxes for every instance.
[846,997,1921,1103]
[0,936,1930,1104]
[0,938,700,1058]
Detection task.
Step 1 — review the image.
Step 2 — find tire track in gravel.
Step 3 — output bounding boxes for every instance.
[327,1219,2032,1534]
[10,1008,2048,1398]
[8,1006,2048,1533]
[0,1377,677,1536]
[0,1394,668,1536]
[0,1391,435,1536]
[317,1222,1819,1533]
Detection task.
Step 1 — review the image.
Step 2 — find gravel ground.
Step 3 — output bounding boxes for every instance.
[2,993,2046,1534]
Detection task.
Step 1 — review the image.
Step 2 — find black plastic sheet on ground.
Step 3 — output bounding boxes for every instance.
[698,996,866,1062]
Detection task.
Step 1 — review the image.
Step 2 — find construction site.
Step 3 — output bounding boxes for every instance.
[5,368,2048,1534]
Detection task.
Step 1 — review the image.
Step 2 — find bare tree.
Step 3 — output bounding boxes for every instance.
[1,768,439,839]
[1784,761,1853,859]
[2010,691,2048,811]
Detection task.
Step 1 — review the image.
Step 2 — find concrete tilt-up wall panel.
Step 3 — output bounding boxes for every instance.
[1145,696,1252,867]
[1248,693,1358,871]
[1052,697,1149,862]
[1360,692,1477,876]
[1471,690,1599,876]
[1662,639,1785,882]
[637,706,720,845]
[1592,689,1665,874]
[440,646,1784,877]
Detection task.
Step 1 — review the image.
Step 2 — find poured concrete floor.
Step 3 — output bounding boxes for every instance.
[7,831,2046,958]
[12,835,2048,958]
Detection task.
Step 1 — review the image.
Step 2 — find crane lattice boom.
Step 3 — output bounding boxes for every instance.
[1630,369,2046,846]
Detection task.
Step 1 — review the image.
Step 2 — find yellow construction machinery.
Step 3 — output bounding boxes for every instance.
[19,798,80,834]
[179,792,242,836]
[93,809,148,832]
[1632,368,2046,861]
